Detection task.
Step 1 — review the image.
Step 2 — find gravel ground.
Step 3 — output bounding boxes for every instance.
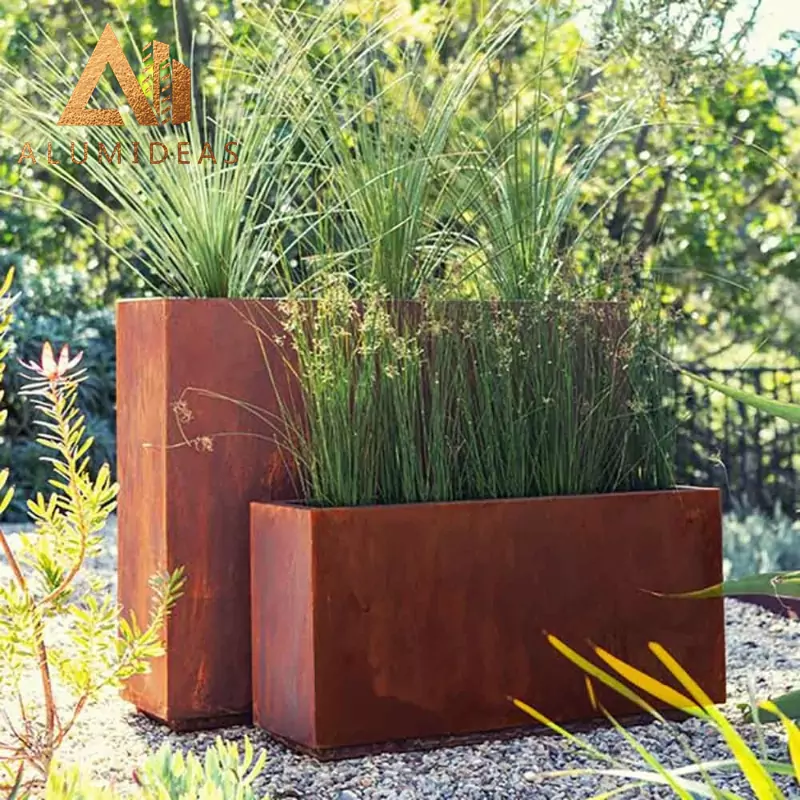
[2,517,800,799]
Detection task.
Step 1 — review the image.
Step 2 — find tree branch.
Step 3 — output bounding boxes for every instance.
[608,125,651,243]
[638,166,673,253]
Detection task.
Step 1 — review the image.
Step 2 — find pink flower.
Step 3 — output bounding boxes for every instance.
[20,342,83,384]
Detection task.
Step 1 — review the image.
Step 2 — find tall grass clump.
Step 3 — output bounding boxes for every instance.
[2,1,641,303]
[455,93,638,301]
[441,7,650,304]
[237,2,524,298]
[0,9,326,297]
[267,279,677,508]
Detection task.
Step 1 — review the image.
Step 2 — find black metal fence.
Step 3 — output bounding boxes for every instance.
[673,367,800,515]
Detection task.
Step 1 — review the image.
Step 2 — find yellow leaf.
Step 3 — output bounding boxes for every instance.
[593,644,698,711]
[512,697,616,764]
[597,701,696,800]
[650,643,782,800]
[547,634,665,719]
[649,642,720,709]
[585,676,598,711]
[760,701,800,784]
[0,268,14,298]
[0,486,14,516]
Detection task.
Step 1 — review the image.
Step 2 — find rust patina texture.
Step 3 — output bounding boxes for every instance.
[250,488,725,753]
[117,298,296,730]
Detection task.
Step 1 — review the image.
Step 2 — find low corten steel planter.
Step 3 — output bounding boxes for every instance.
[250,487,725,754]
[117,298,296,730]
[737,594,800,619]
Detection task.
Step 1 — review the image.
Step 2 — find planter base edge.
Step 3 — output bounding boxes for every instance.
[264,708,697,762]
[137,708,253,733]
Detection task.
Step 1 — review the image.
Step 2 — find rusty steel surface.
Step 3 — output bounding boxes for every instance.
[117,298,298,729]
[250,488,725,752]
[737,594,800,620]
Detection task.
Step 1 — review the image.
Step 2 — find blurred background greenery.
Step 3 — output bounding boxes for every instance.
[0,0,798,538]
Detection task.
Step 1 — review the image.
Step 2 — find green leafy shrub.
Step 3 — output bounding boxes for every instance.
[41,765,118,800]
[39,737,269,800]
[0,269,184,795]
[1,301,116,520]
[723,501,800,580]
[0,262,116,520]
[132,736,268,800]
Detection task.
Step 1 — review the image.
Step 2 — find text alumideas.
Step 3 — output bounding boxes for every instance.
[17,140,240,165]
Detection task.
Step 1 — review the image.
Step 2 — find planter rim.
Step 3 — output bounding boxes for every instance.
[252,485,719,514]
[116,296,286,305]
[116,297,626,307]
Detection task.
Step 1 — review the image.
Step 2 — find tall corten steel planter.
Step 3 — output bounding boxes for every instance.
[117,298,296,730]
[250,488,725,754]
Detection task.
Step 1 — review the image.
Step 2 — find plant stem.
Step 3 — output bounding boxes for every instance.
[0,527,58,777]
